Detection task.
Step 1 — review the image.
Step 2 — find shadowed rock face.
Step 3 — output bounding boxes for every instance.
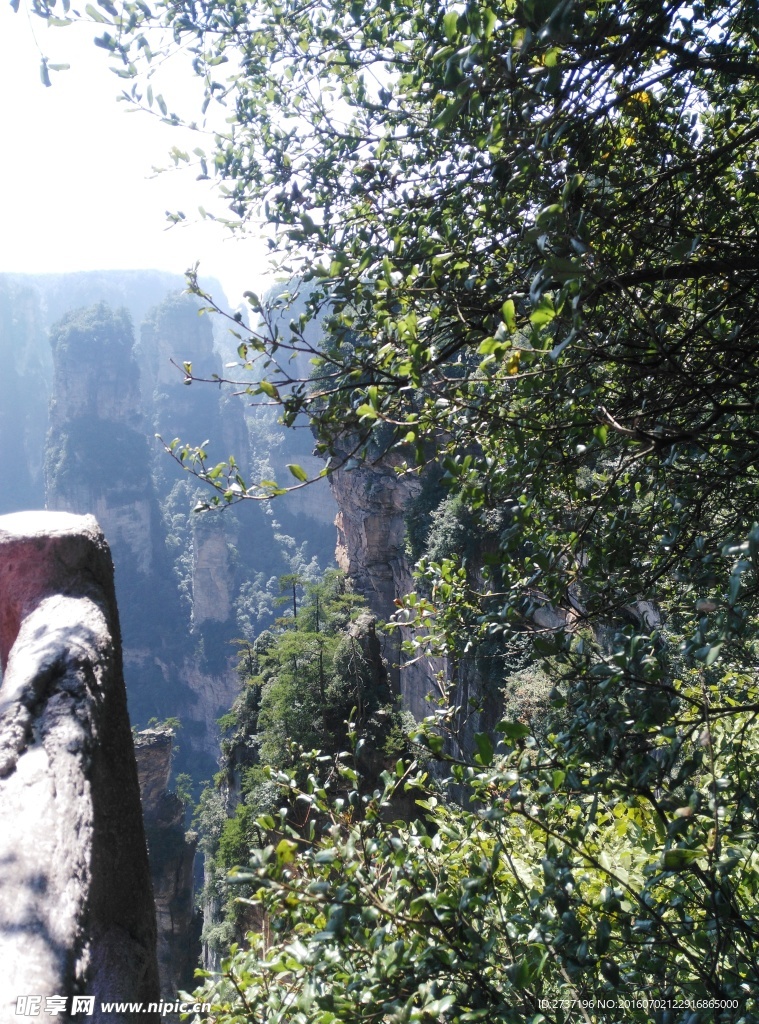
[0,511,160,1023]
[134,729,199,1016]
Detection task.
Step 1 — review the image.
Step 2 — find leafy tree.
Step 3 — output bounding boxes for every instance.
[214,571,399,784]
[195,729,759,1022]
[30,0,759,638]
[22,0,759,1015]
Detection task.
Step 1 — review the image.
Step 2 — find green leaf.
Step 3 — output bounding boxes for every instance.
[694,643,722,666]
[596,917,612,954]
[442,11,459,40]
[431,94,468,130]
[300,212,317,235]
[529,296,555,327]
[474,732,493,765]
[85,3,111,22]
[600,958,620,986]
[257,380,280,399]
[314,849,339,864]
[477,336,509,357]
[662,848,705,871]
[496,721,530,740]
[287,463,308,482]
[275,838,298,865]
[506,959,530,987]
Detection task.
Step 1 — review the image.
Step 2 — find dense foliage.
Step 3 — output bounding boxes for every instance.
[194,719,759,1022]
[195,572,413,959]
[24,0,759,1017]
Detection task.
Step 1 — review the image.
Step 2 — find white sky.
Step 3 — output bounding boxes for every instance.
[0,2,273,306]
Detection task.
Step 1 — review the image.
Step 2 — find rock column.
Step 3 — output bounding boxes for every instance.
[134,728,199,1014]
[0,511,160,1022]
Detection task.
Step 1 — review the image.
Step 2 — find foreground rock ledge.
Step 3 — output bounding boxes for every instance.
[0,511,160,1022]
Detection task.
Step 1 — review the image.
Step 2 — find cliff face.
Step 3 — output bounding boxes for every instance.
[43,298,242,771]
[0,512,160,1022]
[328,457,512,733]
[192,520,235,624]
[134,729,200,1014]
[139,293,246,476]
[30,283,338,775]
[46,304,158,576]
[329,455,438,714]
[139,292,220,390]
[0,270,195,521]
[49,304,143,431]
[331,457,419,621]
[0,279,51,512]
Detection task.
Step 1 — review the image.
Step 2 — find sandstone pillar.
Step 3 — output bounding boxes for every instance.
[134,728,200,1016]
[0,511,160,1022]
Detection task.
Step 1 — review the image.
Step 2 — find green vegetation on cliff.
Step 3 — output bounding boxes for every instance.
[46,416,153,500]
[196,571,412,958]
[50,302,134,360]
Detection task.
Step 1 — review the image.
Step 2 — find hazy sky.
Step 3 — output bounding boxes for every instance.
[0,3,272,306]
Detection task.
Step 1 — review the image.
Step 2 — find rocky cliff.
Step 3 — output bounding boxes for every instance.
[46,304,158,572]
[328,455,519,739]
[0,512,160,1022]
[329,455,441,717]
[42,301,208,769]
[8,279,336,777]
[0,270,195,524]
[134,729,199,1017]
[0,278,51,512]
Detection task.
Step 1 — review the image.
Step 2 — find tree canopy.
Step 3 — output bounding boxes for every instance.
[29,0,759,625]
[23,0,759,1017]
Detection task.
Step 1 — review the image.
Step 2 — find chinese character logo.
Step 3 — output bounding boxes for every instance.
[71,996,95,1015]
[15,996,41,1016]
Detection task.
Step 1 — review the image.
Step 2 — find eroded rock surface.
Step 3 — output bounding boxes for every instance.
[330,454,424,704]
[134,728,199,1014]
[0,511,159,1022]
[329,454,463,723]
